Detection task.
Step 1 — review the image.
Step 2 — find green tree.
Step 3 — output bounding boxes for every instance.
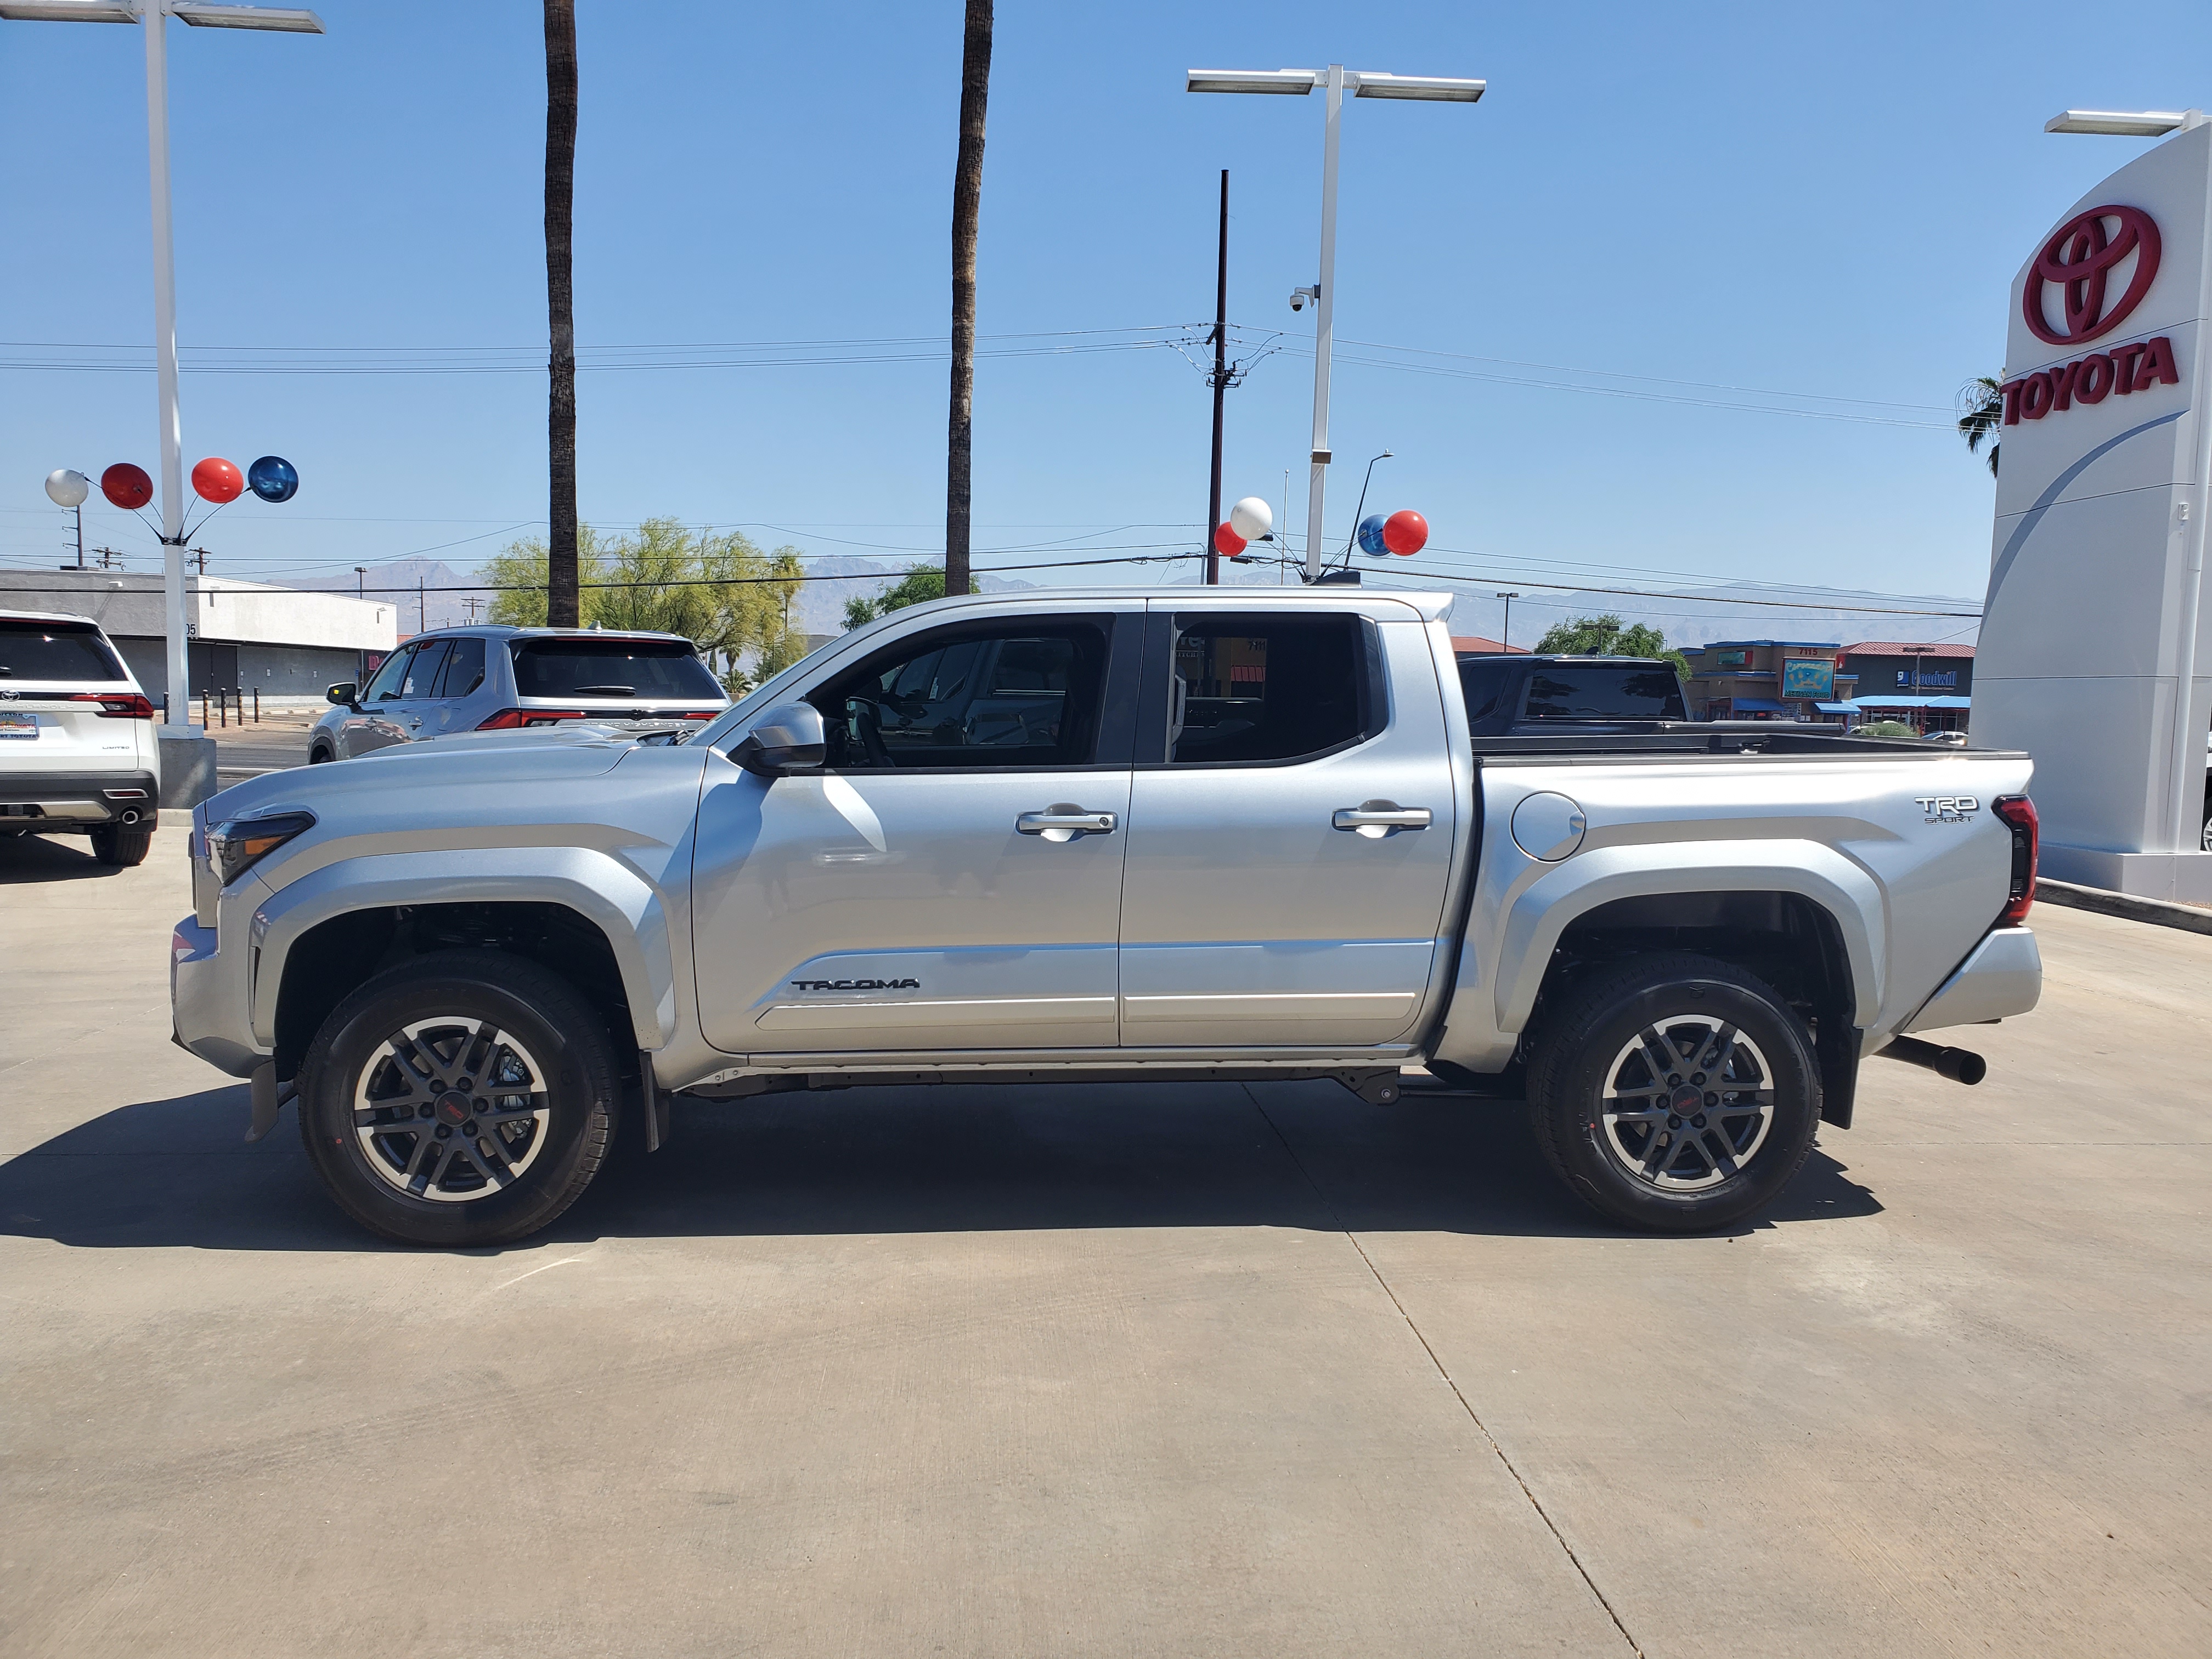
[841,562,949,630]
[1957,375,2003,478]
[1532,613,1690,677]
[481,519,805,690]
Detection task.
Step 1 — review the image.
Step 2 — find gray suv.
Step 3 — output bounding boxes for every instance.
[308,626,729,762]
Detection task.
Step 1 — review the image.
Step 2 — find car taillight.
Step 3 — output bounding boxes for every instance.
[1992,794,2038,926]
[58,691,155,718]
[680,710,716,721]
[475,708,594,730]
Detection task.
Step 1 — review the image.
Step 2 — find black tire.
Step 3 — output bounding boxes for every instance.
[308,744,332,764]
[89,824,154,866]
[1526,952,1821,1233]
[297,950,620,1246]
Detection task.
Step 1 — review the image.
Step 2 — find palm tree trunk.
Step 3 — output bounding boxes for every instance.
[544,0,580,627]
[944,0,992,599]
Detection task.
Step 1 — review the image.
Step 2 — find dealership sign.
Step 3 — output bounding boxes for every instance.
[1972,119,2212,901]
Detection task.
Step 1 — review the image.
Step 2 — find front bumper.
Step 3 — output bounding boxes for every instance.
[0,769,159,831]
[1901,926,2042,1034]
[171,913,266,1077]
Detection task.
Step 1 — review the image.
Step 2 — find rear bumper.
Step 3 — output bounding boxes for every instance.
[1900,926,2042,1034]
[0,769,159,830]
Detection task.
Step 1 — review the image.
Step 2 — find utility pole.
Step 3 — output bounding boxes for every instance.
[1205,169,1230,585]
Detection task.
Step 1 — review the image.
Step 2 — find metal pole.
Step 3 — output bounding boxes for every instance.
[1205,168,1228,586]
[144,0,190,732]
[1304,64,1344,581]
[74,502,83,569]
[2167,232,2212,851]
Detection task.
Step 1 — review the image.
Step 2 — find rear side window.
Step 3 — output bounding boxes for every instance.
[0,620,124,683]
[511,639,722,700]
[1521,665,1685,720]
[1167,614,1372,765]
[434,636,487,698]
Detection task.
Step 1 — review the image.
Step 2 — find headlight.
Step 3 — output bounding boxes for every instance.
[205,811,317,886]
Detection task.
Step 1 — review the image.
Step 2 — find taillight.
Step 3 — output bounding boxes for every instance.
[475,708,594,730]
[680,710,716,721]
[1992,794,2038,926]
[58,691,155,718]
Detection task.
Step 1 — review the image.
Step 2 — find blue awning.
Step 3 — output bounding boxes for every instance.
[1725,697,1784,712]
[1852,694,1971,709]
[1814,701,1858,713]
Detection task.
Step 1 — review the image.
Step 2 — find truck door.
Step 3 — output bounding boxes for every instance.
[690,606,1143,1054]
[1116,605,1458,1048]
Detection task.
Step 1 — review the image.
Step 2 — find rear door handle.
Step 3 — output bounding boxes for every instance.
[1017,804,1117,842]
[1333,801,1432,838]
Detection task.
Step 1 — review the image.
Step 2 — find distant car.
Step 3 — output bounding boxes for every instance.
[1453,652,1689,735]
[0,607,160,865]
[308,626,730,763]
[1923,730,1970,746]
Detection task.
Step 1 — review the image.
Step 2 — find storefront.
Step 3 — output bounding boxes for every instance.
[1679,641,1855,721]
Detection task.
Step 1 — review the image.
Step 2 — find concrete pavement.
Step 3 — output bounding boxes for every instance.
[3,825,2207,1657]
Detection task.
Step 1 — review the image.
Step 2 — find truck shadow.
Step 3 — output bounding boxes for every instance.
[0,1077,1881,1253]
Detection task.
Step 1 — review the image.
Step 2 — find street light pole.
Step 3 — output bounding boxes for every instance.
[1187,64,1482,580]
[0,0,324,735]
[1496,591,1519,651]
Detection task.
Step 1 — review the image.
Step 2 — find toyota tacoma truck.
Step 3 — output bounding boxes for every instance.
[170,588,2043,1246]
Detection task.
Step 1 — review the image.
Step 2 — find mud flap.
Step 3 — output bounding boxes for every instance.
[245,1061,295,1143]
[1817,1022,1860,1130]
[642,1057,670,1152]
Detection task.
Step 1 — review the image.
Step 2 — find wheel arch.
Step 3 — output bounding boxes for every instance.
[255,848,676,1075]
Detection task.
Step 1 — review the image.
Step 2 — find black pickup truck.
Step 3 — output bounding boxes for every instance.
[1455,653,1690,736]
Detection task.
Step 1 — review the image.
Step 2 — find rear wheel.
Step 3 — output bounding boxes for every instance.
[308,744,333,764]
[297,950,619,1246]
[90,824,153,866]
[1527,953,1821,1233]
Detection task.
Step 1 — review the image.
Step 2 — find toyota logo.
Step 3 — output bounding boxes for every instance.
[2023,205,2161,347]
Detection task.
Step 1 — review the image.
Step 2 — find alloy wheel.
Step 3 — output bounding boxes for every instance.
[352,1018,552,1203]
[1597,1014,1775,1191]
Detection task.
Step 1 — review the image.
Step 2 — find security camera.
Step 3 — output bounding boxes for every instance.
[1289,285,1317,312]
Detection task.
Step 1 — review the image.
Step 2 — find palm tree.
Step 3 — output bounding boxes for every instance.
[944,0,992,598]
[544,0,580,627]
[1958,375,2002,478]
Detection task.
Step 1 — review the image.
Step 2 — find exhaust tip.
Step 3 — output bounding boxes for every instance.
[120,809,140,825]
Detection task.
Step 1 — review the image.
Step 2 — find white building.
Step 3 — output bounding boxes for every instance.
[0,567,396,710]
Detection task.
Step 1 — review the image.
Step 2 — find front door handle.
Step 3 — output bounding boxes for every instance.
[1017,804,1117,842]
[1333,800,1432,838]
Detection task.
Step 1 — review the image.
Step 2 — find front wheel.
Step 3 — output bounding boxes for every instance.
[1526,953,1821,1233]
[297,950,619,1246]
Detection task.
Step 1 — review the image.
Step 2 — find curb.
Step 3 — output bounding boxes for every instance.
[2035,877,2212,937]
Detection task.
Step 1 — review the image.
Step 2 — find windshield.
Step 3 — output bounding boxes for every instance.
[510,638,724,701]
[0,619,126,683]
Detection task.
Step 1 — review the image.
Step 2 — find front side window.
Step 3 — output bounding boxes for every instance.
[811,621,1108,770]
[1165,614,1370,765]
[362,645,416,702]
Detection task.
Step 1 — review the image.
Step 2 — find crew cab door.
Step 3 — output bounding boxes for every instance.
[690,605,1143,1054]
[1116,603,1458,1048]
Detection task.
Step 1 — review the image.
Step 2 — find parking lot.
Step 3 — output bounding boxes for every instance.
[3,824,2208,1658]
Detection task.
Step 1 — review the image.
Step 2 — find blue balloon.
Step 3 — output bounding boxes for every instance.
[247,455,298,503]
[1357,513,1390,556]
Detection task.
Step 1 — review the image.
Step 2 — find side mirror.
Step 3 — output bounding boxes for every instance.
[326,681,358,707]
[731,702,827,776]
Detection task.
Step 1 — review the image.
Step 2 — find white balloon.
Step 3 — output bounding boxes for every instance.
[44,468,89,509]
[1228,495,1272,541]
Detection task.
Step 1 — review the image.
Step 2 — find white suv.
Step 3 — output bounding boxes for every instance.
[0,608,161,865]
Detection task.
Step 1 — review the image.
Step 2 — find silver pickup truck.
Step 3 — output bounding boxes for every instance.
[171,588,2043,1247]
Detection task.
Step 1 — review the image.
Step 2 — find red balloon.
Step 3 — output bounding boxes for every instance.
[1383,509,1429,556]
[1212,522,1247,556]
[191,456,244,504]
[100,462,153,510]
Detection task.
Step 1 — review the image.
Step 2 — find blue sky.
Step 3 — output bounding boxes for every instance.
[4,1,2208,644]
